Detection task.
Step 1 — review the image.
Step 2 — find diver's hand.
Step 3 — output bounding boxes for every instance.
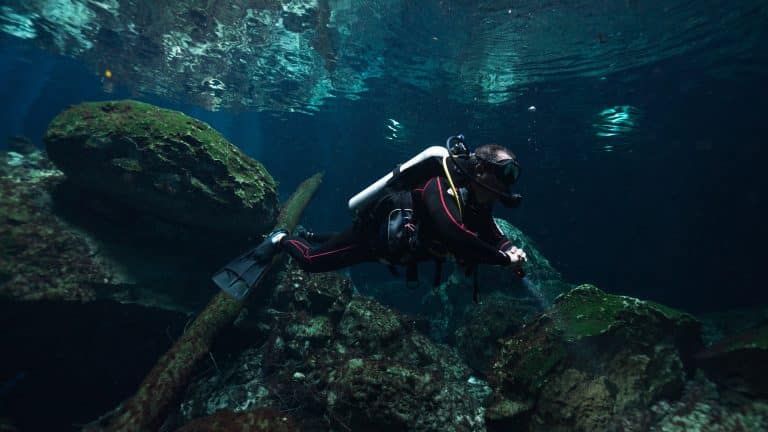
[504,246,527,267]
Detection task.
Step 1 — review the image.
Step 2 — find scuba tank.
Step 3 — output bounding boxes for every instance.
[348,135,470,214]
[348,134,525,298]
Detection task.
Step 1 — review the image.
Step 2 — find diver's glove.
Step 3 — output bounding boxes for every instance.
[503,246,527,266]
[503,246,527,278]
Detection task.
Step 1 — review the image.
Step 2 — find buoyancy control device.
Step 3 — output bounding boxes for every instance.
[347,135,472,290]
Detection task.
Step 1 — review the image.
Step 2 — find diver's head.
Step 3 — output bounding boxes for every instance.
[469,144,520,204]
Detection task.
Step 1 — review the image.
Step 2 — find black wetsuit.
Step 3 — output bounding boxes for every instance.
[279,175,512,272]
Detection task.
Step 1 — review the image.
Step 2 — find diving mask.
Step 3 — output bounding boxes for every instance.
[479,156,521,185]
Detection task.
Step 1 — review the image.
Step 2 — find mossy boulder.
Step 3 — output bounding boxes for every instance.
[43,100,278,236]
[486,284,703,431]
[696,320,768,397]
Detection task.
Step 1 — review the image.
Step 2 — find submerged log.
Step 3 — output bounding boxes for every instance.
[86,173,324,432]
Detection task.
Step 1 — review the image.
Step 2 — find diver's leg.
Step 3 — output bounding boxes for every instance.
[305,232,339,243]
[295,226,339,243]
[281,226,374,272]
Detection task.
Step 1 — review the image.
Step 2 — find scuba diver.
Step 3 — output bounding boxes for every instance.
[213,135,527,301]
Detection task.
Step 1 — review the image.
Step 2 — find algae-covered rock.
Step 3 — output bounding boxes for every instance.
[339,297,406,350]
[696,320,768,397]
[181,265,488,431]
[0,151,124,301]
[454,292,541,372]
[610,372,768,432]
[180,347,278,422]
[44,100,278,235]
[487,284,703,432]
[271,262,353,318]
[322,358,485,431]
[174,408,296,432]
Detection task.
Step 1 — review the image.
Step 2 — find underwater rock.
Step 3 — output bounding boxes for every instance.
[174,408,297,432]
[179,263,488,431]
[489,218,574,304]
[179,347,280,424]
[320,358,485,431]
[0,149,225,310]
[609,372,768,432]
[339,297,406,350]
[486,284,703,432]
[698,303,768,346]
[454,292,542,373]
[696,320,768,397]
[43,100,279,236]
[271,263,353,318]
[0,150,125,301]
[275,294,486,431]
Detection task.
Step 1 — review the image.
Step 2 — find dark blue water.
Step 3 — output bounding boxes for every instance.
[1,2,768,429]
[2,29,766,313]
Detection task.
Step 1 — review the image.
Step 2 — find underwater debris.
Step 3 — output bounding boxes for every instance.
[85,172,322,432]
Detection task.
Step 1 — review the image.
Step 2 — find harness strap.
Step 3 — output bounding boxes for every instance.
[442,156,463,219]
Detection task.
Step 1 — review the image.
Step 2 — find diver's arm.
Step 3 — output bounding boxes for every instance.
[421,177,510,265]
[477,212,512,251]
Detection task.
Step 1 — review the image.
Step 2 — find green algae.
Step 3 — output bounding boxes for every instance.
[553,284,628,340]
[552,284,695,341]
[44,100,279,235]
[489,284,704,429]
[492,285,702,396]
